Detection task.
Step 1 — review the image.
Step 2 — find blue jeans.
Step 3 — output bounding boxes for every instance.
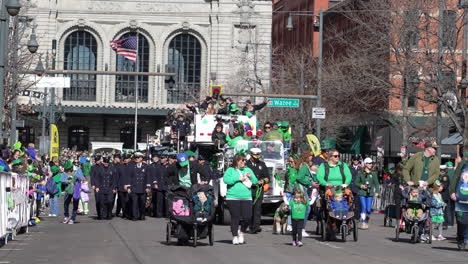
[49,195,59,215]
[360,196,373,222]
[286,193,293,226]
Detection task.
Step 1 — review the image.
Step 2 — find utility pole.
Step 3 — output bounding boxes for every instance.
[0,3,10,144]
[316,10,324,141]
[9,16,18,145]
[436,0,446,159]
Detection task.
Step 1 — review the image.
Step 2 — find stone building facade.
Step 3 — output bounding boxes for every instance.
[18,0,272,150]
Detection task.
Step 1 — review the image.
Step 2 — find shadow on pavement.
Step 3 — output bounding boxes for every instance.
[431,246,465,252]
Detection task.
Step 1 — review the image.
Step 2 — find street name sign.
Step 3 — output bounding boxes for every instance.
[267,98,300,108]
[312,108,326,119]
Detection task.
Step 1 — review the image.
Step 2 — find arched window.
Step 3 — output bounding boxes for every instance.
[115,33,149,103]
[63,31,97,101]
[167,34,201,104]
[68,126,89,151]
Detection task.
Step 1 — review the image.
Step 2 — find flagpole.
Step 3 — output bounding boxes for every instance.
[134,30,139,151]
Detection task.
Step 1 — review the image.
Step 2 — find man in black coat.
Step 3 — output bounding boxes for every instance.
[149,154,161,217]
[151,155,170,217]
[90,155,103,219]
[95,157,118,220]
[349,155,362,221]
[127,152,151,220]
[246,148,270,234]
[112,153,122,216]
[117,154,132,219]
[165,153,210,187]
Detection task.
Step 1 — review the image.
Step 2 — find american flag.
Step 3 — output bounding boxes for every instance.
[110,36,138,62]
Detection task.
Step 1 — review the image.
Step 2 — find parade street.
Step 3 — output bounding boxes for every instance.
[0,213,466,264]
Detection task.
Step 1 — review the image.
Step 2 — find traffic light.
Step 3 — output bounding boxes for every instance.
[210,85,222,100]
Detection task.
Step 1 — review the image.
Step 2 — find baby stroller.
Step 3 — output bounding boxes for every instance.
[320,187,358,242]
[165,184,215,247]
[395,186,432,244]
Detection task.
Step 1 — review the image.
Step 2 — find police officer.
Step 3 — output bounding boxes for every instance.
[171,114,191,150]
[127,152,151,220]
[246,148,269,234]
[95,157,118,220]
[117,154,132,219]
[113,153,122,216]
[90,155,103,219]
[155,155,170,217]
[150,154,161,217]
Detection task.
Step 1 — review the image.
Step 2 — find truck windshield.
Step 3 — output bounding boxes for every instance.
[234,140,284,163]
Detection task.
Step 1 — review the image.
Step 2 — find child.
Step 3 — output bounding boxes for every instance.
[330,190,349,219]
[405,186,424,220]
[80,178,90,215]
[289,191,310,247]
[430,180,446,241]
[35,180,47,219]
[193,191,212,222]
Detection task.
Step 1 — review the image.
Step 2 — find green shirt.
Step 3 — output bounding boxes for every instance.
[223,167,258,199]
[289,201,310,219]
[316,161,352,186]
[179,166,191,188]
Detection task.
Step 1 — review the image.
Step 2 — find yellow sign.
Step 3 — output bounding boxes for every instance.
[50,124,60,159]
[306,134,321,156]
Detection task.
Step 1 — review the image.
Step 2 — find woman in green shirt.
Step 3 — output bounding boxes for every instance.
[223,153,258,245]
[355,158,380,230]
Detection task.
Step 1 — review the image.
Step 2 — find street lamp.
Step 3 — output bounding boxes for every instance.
[27,25,39,53]
[287,15,294,31]
[35,55,45,76]
[5,0,21,17]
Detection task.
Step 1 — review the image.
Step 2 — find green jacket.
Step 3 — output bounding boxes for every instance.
[52,173,63,197]
[403,152,440,185]
[223,167,258,199]
[450,159,468,194]
[82,162,91,177]
[296,163,312,186]
[316,161,352,186]
[355,171,380,196]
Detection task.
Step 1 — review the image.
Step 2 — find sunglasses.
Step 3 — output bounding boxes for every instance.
[240,159,247,162]
[332,155,340,158]
[366,162,373,164]
[264,126,271,129]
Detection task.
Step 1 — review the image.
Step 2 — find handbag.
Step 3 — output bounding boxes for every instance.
[237,169,252,189]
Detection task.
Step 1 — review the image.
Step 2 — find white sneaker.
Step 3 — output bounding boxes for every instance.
[67,219,74,225]
[232,236,239,245]
[48,214,52,217]
[302,229,310,237]
[238,233,245,244]
[287,225,293,232]
[63,217,69,224]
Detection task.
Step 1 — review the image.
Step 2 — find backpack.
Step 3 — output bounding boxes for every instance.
[324,162,346,184]
[46,177,59,195]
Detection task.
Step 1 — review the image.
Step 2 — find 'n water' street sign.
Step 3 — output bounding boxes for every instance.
[267,98,300,108]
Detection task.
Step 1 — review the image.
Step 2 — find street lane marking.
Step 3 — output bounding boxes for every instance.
[0,249,22,250]
[316,241,342,249]
[0,261,11,263]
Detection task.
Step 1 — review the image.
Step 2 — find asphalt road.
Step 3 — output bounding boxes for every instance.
[0,210,466,264]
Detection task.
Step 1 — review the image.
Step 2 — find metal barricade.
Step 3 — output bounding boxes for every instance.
[0,172,11,243]
[0,172,30,244]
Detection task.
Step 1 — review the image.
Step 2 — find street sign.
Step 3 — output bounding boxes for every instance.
[312,108,326,119]
[267,98,300,107]
[35,77,71,88]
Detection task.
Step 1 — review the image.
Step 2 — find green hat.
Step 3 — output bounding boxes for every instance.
[12,159,22,166]
[446,161,454,168]
[335,190,343,194]
[280,121,289,127]
[51,165,60,175]
[230,104,239,112]
[434,180,441,186]
[63,161,74,170]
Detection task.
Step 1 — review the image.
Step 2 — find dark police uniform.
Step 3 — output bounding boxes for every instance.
[95,165,117,219]
[246,159,269,233]
[117,162,131,218]
[90,161,103,219]
[128,162,151,220]
[349,164,362,221]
